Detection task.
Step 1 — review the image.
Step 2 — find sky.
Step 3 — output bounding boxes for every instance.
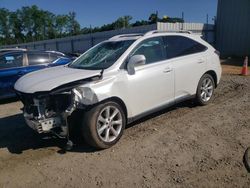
[0,0,218,27]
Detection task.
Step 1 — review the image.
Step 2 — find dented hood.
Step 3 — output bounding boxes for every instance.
[14,65,101,93]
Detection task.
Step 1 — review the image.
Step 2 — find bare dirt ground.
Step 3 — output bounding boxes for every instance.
[0,63,249,188]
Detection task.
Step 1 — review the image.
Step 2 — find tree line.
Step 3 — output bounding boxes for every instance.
[0,6,184,45]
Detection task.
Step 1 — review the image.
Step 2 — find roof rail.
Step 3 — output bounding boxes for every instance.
[109,33,143,40]
[144,30,159,36]
[144,30,193,36]
[178,30,193,34]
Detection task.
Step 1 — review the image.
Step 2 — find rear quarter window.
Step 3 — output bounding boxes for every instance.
[28,53,50,65]
[164,36,207,59]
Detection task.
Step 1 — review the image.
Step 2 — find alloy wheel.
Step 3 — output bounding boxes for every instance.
[200,77,214,102]
[96,105,123,142]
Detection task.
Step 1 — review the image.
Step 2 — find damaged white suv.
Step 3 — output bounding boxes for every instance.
[15,31,221,149]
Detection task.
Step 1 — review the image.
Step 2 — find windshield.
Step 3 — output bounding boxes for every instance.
[69,40,135,70]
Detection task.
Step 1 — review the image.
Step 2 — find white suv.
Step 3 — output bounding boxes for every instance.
[15,30,222,149]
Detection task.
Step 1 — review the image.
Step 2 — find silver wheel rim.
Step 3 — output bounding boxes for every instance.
[96,105,123,142]
[200,78,214,102]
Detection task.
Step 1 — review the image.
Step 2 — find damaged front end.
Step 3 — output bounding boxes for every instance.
[16,75,101,138]
[19,92,74,137]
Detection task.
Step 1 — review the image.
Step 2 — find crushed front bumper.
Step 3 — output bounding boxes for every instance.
[24,116,62,133]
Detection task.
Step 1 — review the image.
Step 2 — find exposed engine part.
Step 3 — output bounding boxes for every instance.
[21,92,73,135]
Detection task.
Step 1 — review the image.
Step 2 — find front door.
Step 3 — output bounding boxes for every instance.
[125,37,175,116]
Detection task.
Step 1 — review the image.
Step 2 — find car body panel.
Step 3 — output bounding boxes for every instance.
[0,66,27,98]
[14,66,101,93]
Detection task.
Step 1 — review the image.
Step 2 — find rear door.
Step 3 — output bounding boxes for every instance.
[0,52,25,97]
[163,35,208,100]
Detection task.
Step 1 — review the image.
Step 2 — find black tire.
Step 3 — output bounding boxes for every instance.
[243,147,250,172]
[196,74,215,106]
[81,101,126,149]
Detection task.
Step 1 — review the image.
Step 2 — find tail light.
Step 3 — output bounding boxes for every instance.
[214,50,220,57]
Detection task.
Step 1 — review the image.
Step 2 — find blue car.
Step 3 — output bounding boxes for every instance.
[0,50,73,99]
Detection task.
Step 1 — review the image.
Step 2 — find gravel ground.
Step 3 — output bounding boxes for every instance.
[0,72,249,187]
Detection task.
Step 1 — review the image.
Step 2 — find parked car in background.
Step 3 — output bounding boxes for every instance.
[15,30,222,149]
[0,50,73,99]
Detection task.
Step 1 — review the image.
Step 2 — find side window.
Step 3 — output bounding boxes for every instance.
[27,53,50,65]
[164,36,207,59]
[131,37,166,64]
[0,53,23,69]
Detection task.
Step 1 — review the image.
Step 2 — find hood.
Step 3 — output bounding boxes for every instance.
[14,65,101,93]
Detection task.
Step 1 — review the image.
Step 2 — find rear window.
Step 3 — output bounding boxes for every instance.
[163,36,207,59]
[28,53,50,65]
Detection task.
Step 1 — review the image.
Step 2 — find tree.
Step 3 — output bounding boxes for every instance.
[0,8,10,44]
[132,20,149,27]
[9,10,24,43]
[67,11,81,35]
[149,12,158,23]
[55,15,69,37]
[160,16,184,23]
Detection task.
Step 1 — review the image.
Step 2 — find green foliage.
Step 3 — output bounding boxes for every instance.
[0,6,80,45]
[149,13,159,24]
[0,7,184,45]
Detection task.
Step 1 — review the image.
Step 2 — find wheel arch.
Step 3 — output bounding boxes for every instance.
[204,70,218,88]
[98,96,128,119]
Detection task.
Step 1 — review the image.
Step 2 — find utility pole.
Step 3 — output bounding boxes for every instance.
[123,16,125,29]
[156,10,159,23]
[181,12,184,30]
[90,24,94,47]
[206,14,209,41]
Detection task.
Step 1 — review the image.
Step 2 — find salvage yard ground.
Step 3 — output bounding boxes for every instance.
[0,60,249,187]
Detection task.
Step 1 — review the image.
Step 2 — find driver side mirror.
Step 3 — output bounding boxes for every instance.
[127,55,146,75]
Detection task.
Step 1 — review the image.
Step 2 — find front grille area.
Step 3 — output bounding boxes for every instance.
[17,91,71,119]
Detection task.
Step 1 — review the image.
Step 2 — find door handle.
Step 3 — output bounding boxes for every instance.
[163,67,173,73]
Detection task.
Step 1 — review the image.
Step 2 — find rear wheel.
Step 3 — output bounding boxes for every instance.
[81,101,126,149]
[196,74,215,105]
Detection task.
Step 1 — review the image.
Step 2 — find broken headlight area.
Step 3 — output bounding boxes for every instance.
[18,92,75,137]
[16,75,102,138]
[72,87,98,105]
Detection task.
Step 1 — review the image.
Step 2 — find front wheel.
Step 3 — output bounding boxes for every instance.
[195,74,215,106]
[81,101,126,149]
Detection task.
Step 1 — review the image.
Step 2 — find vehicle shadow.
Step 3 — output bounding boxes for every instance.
[0,113,99,154]
[127,99,196,128]
[0,97,19,105]
[0,113,65,154]
[0,100,196,154]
